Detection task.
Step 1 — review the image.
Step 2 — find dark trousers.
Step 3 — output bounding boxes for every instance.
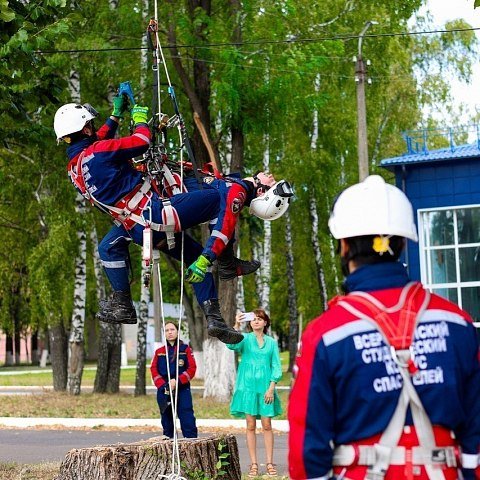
[98,188,219,303]
[158,387,198,438]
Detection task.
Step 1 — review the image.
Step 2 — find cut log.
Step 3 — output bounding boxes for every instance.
[55,434,241,480]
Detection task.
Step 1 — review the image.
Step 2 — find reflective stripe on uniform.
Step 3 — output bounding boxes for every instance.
[211,229,229,245]
[461,453,479,469]
[133,132,150,144]
[101,260,126,268]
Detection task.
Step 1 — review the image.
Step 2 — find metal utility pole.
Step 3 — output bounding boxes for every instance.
[355,20,377,181]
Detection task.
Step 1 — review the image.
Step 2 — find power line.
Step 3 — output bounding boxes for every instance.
[34,26,480,55]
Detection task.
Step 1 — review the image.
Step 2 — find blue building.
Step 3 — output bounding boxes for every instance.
[380,127,480,324]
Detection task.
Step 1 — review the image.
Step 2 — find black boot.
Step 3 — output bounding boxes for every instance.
[96,291,137,325]
[202,299,243,344]
[217,242,261,281]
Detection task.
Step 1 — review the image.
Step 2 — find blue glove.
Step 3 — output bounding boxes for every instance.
[185,255,212,283]
[111,95,129,118]
[131,104,149,125]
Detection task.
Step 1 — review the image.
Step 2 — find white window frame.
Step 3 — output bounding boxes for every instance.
[418,204,480,328]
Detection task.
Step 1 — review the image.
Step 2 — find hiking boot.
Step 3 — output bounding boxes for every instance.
[201,299,243,344]
[96,291,137,325]
[217,243,260,281]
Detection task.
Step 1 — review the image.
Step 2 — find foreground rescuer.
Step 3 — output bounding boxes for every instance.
[288,175,480,480]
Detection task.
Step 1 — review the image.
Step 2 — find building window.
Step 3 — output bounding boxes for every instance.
[418,205,480,325]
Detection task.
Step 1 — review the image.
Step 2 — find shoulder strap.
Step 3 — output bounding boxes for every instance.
[67,151,90,200]
[338,282,430,350]
[337,284,446,480]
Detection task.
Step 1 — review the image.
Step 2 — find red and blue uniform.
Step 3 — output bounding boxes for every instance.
[65,118,251,305]
[186,175,254,261]
[288,262,480,480]
[150,340,197,438]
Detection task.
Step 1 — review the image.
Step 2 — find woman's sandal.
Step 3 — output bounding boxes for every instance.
[247,463,258,478]
[265,463,277,477]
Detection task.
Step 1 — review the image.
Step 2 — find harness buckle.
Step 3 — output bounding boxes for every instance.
[431,447,456,467]
[390,346,416,370]
[365,468,387,480]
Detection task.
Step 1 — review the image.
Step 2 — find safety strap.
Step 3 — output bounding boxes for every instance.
[161,164,184,197]
[336,283,448,480]
[67,150,90,199]
[68,151,178,234]
[161,199,181,250]
[201,161,223,179]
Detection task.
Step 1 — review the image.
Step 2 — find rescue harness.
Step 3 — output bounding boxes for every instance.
[331,282,474,480]
[67,151,181,253]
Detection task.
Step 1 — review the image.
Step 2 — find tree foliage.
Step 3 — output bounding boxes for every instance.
[0,0,478,349]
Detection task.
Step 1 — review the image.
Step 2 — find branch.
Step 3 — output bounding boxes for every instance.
[1,145,35,165]
[193,112,219,169]
[0,218,31,233]
[309,0,354,30]
[370,97,399,168]
[165,5,204,117]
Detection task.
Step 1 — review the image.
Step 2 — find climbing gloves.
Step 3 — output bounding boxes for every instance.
[111,99,148,125]
[111,95,130,118]
[185,254,212,283]
[131,105,149,125]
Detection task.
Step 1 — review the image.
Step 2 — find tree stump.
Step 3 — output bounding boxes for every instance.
[55,434,241,480]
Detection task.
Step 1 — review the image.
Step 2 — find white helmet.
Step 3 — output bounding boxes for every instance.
[249,180,293,221]
[54,103,96,140]
[328,175,418,241]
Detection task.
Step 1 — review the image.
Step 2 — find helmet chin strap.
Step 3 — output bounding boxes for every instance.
[340,256,351,277]
[252,175,270,196]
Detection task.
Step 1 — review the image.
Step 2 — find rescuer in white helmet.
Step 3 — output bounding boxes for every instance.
[288,175,480,480]
[54,89,294,345]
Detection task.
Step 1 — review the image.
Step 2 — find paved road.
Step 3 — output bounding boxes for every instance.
[0,429,288,477]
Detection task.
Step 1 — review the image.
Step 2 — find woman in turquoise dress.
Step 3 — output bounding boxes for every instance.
[227,308,282,478]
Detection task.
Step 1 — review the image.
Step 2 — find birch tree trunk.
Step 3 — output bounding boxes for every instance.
[202,240,238,397]
[254,136,272,313]
[203,337,236,401]
[309,193,329,311]
[66,66,87,396]
[203,0,244,396]
[285,210,299,372]
[92,227,122,394]
[135,261,150,396]
[67,195,87,396]
[309,75,330,310]
[326,196,341,293]
[140,0,149,102]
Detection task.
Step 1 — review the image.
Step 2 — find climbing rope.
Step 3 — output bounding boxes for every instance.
[146,3,192,479]
[155,248,187,480]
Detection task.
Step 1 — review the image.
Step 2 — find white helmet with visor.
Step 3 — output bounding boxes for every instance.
[249,180,293,221]
[54,103,98,140]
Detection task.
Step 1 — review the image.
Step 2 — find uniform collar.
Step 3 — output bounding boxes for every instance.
[240,179,255,206]
[343,262,411,293]
[66,137,95,160]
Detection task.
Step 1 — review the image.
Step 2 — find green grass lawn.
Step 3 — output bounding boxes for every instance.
[0,352,293,388]
[0,389,289,419]
[0,352,292,420]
